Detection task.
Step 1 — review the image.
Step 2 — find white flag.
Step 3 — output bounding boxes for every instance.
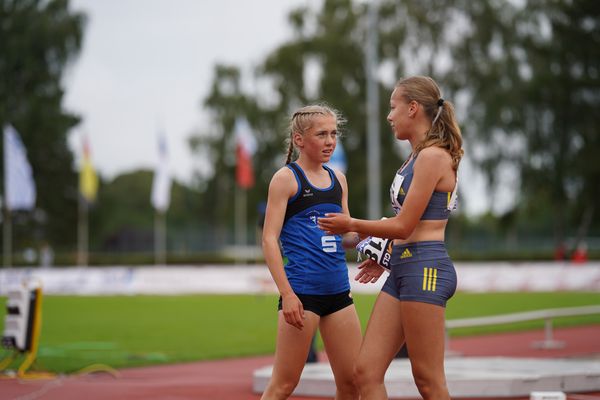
[3,125,36,211]
[151,134,171,212]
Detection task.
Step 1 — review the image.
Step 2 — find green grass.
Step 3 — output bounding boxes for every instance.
[0,292,599,373]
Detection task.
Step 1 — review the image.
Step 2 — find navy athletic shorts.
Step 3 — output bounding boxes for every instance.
[381,241,457,307]
[278,290,354,317]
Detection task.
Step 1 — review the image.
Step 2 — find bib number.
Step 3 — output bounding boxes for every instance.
[356,235,393,269]
[321,236,337,253]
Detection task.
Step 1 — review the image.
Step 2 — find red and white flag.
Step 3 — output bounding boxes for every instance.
[235,118,257,189]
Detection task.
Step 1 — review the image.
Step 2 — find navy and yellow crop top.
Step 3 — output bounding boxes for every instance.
[389,155,458,220]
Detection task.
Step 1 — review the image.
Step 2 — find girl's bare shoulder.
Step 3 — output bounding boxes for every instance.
[418,146,452,166]
[269,165,297,193]
[329,167,347,186]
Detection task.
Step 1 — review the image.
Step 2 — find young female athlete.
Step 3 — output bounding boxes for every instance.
[260,105,362,400]
[319,76,463,400]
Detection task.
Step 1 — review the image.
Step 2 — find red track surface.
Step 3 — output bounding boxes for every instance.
[1,325,599,400]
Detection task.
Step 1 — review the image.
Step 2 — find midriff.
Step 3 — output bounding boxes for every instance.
[393,219,447,245]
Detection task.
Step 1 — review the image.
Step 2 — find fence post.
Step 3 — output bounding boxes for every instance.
[532,318,565,349]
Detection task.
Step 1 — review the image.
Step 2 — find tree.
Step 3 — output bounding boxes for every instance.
[189,65,270,245]
[0,0,86,250]
[190,1,408,238]
[192,0,600,253]
[89,170,205,256]
[442,0,600,244]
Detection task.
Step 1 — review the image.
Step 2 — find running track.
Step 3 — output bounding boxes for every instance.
[1,325,599,400]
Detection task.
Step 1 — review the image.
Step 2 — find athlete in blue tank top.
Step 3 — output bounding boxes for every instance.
[280,162,349,295]
[260,105,362,400]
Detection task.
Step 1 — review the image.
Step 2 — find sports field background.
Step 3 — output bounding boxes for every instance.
[1,292,599,373]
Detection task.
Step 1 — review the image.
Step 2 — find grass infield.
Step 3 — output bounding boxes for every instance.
[0,292,599,373]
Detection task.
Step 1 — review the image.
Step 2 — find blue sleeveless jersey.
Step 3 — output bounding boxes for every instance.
[279,163,350,295]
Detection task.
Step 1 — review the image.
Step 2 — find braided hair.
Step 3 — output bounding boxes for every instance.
[285,104,346,164]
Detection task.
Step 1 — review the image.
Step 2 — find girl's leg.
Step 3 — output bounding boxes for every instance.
[353,292,405,400]
[319,304,362,400]
[261,311,320,400]
[401,301,450,400]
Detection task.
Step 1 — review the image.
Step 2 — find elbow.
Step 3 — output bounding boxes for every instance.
[262,234,277,251]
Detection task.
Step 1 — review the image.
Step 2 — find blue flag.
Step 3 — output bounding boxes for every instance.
[326,140,347,173]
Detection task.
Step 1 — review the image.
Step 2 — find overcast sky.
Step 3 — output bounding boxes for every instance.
[64,0,316,181]
[63,0,494,216]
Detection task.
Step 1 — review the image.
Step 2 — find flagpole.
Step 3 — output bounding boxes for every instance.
[154,210,166,266]
[366,0,381,219]
[78,134,98,267]
[3,208,11,267]
[233,117,256,263]
[235,185,247,263]
[77,195,88,267]
[3,125,37,267]
[150,131,170,266]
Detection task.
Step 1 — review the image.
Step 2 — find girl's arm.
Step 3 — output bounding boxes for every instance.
[319,147,448,238]
[262,168,305,330]
[334,169,386,283]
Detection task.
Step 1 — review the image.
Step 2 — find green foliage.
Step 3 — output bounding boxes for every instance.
[0,0,86,248]
[440,0,600,243]
[88,170,206,253]
[190,0,600,254]
[0,292,598,373]
[189,0,405,229]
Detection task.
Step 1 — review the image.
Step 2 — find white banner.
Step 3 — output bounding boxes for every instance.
[0,262,599,296]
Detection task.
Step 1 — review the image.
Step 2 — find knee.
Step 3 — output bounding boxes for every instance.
[265,378,298,399]
[413,376,433,399]
[412,371,447,400]
[352,362,366,388]
[353,361,382,389]
[278,379,298,398]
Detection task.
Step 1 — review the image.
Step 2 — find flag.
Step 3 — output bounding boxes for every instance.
[79,135,99,203]
[151,134,172,212]
[3,125,36,211]
[326,139,347,173]
[235,118,257,189]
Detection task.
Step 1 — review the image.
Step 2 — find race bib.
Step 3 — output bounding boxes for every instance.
[356,235,393,270]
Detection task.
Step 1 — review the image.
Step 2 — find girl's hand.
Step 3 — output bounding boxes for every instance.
[281,292,305,330]
[318,213,352,234]
[355,259,386,284]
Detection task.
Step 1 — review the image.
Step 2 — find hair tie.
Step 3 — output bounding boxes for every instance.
[432,99,445,126]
